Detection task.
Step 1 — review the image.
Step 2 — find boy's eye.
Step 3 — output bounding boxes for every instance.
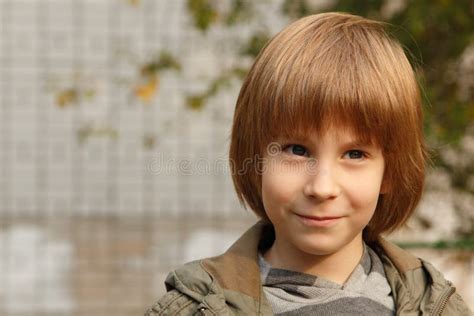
[282,144,309,157]
[344,150,365,159]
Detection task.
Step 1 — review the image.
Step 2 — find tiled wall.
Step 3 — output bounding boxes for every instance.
[0,0,255,217]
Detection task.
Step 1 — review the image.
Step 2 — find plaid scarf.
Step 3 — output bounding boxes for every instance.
[259,243,396,315]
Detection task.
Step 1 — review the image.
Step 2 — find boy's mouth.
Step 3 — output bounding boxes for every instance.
[300,215,341,220]
[294,213,344,227]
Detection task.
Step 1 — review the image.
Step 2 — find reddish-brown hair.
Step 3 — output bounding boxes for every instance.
[229,12,428,241]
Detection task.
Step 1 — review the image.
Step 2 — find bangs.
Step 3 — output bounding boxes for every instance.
[254,15,407,153]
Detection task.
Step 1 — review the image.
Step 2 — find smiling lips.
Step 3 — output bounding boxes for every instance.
[295,213,343,227]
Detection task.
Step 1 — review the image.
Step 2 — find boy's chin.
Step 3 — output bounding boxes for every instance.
[295,234,363,257]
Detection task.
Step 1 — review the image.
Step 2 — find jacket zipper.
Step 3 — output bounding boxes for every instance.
[430,283,455,316]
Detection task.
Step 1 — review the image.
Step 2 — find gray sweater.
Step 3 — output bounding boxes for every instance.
[259,243,395,315]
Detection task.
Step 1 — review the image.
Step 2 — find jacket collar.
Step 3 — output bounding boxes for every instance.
[201,221,268,313]
[201,220,423,306]
[371,235,422,272]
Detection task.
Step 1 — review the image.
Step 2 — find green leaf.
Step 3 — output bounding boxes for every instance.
[187,0,219,31]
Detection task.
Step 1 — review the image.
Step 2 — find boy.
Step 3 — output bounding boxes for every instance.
[146,12,471,315]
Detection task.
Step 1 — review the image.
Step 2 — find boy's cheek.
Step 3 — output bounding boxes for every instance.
[262,171,301,207]
[346,182,381,210]
[345,167,385,195]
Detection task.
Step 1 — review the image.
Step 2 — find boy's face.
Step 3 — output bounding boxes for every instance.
[261,127,386,261]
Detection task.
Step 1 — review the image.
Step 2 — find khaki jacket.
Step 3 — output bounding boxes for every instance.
[146,221,471,315]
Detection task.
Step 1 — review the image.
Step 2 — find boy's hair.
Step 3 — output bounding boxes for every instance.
[229,12,428,241]
[229,13,427,241]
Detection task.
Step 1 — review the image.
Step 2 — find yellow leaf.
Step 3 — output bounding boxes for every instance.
[127,0,140,6]
[56,89,78,108]
[134,77,159,103]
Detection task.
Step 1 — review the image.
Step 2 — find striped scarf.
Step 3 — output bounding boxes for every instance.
[259,243,396,315]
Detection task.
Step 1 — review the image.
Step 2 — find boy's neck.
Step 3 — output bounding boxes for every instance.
[263,233,364,285]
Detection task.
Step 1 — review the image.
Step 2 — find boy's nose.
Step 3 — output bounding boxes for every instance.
[303,166,341,201]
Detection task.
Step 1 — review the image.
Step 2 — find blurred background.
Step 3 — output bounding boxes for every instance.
[0,0,472,315]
